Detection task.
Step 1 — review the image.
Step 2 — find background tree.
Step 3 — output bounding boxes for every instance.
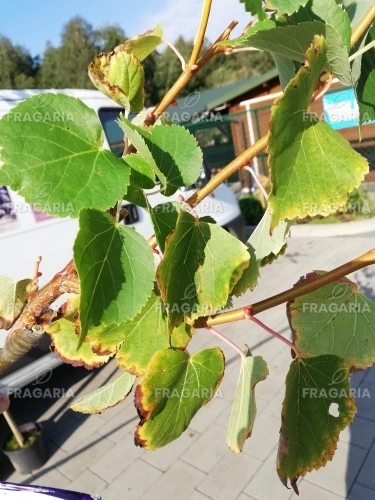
[0,36,38,88]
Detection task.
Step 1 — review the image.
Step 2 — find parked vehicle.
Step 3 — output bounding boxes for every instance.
[0,89,244,389]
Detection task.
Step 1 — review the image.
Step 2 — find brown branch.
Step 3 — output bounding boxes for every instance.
[150,21,238,121]
[194,249,375,328]
[0,260,79,374]
[351,2,375,47]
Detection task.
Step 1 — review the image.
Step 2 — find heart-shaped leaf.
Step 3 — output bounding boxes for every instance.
[0,94,131,217]
[135,347,224,449]
[277,355,356,493]
[288,273,375,370]
[73,208,154,343]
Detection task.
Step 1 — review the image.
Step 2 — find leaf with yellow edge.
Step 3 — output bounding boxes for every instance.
[0,276,31,329]
[116,290,192,376]
[288,273,375,371]
[135,347,224,449]
[268,35,368,231]
[277,355,356,493]
[45,317,110,369]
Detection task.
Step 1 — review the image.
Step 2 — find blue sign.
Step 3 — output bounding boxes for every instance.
[322,88,375,130]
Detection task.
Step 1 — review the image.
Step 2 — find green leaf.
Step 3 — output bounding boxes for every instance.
[227,351,268,454]
[70,372,136,414]
[118,25,163,61]
[156,210,250,331]
[0,276,31,329]
[232,211,291,295]
[291,0,351,51]
[116,290,192,375]
[268,36,368,231]
[265,0,309,15]
[273,54,297,89]
[73,208,154,343]
[124,154,156,208]
[220,21,351,85]
[45,318,110,369]
[134,347,224,449]
[150,202,180,253]
[89,50,144,111]
[0,94,131,218]
[119,117,203,196]
[239,0,267,20]
[288,273,375,370]
[354,25,375,123]
[277,355,356,492]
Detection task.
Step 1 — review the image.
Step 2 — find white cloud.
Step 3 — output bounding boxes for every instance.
[136,0,251,44]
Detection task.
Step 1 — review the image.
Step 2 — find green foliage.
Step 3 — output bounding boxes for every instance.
[70,372,136,414]
[227,351,268,453]
[115,289,192,375]
[134,347,225,449]
[89,50,145,112]
[1,2,375,494]
[239,195,265,225]
[289,274,375,370]
[156,210,250,331]
[0,94,131,217]
[73,209,154,343]
[220,20,352,85]
[233,210,291,295]
[45,317,110,369]
[119,117,203,196]
[277,355,356,492]
[291,0,352,50]
[268,36,367,230]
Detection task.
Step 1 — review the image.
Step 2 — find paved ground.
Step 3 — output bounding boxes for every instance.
[1,232,375,500]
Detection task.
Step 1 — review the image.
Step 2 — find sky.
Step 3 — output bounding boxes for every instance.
[1,0,251,57]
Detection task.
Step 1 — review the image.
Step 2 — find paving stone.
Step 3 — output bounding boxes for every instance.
[30,468,72,490]
[243,452,293,500]
[357,442,375,490]
[299,480,347,499]
[56,432,113,481]
[103,458,162,500]
[348,482,375,500]
[189,395,231,433]
[89,431,144,482]
[236,494,255,500]
[141,460,205,500]
[198,451,262,500]
[340,416,375,450]
[182,423,227,473]
[354,381,375,421]
[306,440,367,497]
[242,413,279,462]
[95,401,139,443]
[54,414,107,453]
[262,389,284,418]
[216,397,268,429]
[186,491,213,500]
[141,428,199,472]
[68,469,107,496]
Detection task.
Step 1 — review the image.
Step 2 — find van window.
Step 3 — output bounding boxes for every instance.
[0,186,19,233]
[98,108,126,157]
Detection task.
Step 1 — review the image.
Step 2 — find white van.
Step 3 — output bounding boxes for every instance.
[0,89,244,282]
[0,89,244,388]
